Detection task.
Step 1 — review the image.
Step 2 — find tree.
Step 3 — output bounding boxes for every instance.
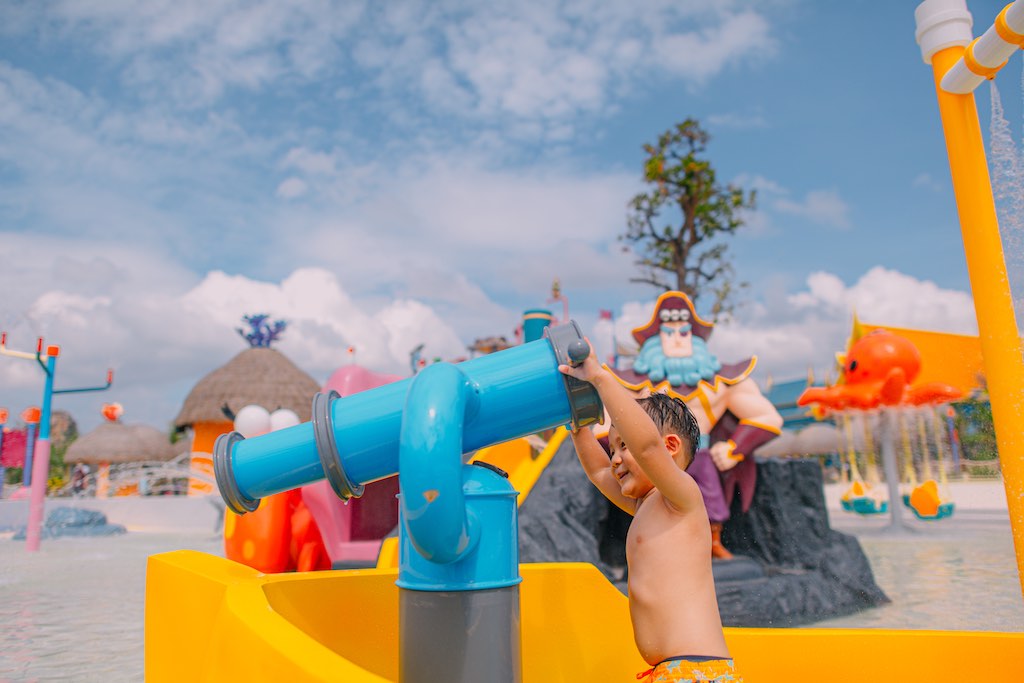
[622,119,756,319]
[954,395,998,462]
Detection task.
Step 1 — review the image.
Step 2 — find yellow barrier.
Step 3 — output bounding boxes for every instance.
[146,550,1024,682]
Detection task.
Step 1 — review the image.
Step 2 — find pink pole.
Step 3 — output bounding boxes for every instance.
[25,438,51,551]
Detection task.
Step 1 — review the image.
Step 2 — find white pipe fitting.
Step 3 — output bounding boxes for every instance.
[917,0,1024,94]
[915,0,974,65]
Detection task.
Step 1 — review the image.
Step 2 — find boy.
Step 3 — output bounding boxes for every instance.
[559,342,740,682]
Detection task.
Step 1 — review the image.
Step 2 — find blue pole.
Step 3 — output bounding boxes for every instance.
[0,418,6,497]
[39,353,56,442]
[22,423,37,487]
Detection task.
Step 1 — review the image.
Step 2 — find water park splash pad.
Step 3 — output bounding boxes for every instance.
[798,328,963,524]
[0,333,113,551]
[137,1,1024,680]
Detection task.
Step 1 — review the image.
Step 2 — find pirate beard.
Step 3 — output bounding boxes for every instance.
[632,334,722,387]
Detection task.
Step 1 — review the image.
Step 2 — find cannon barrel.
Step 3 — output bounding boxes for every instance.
[213,321,602,516]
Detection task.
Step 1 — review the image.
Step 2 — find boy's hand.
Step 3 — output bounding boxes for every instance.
[558,336,604,383]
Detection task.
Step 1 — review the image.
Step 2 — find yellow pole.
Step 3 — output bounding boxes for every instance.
[929,45,1024,596]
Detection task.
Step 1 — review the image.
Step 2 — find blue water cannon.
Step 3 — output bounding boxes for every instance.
[212,321,600,683]
[213,321,598,518]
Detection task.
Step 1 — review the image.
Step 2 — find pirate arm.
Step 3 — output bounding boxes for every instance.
[709,380,783,471]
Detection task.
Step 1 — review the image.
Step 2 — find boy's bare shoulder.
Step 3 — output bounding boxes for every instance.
[655,470,704,516]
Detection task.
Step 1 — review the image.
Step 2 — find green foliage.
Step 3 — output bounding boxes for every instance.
[622,119,756,319]
[954,396,998,461]
[49,410,78,481]
[50,434,73,481]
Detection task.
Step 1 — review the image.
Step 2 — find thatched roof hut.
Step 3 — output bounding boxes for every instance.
[173,347,320,429]
[66,422,178,465]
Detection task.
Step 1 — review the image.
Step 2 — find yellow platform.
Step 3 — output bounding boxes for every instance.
[145,550,1024,682]
[469,428,567,505]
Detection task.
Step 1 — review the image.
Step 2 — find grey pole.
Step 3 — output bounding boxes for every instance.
[400,586,522,683]
[879,410,907,532]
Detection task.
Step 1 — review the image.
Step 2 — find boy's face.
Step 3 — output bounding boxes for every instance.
[607,425,655,499]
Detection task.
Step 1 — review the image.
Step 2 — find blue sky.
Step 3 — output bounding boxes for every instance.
[1,0,1020,433]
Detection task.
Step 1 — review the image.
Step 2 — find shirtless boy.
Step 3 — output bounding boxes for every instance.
[560,342,741,682]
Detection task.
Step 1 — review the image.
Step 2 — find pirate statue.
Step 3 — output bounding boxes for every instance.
[609,291,783,559]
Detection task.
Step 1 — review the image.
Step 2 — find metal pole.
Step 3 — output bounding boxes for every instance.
[879,411,907,532]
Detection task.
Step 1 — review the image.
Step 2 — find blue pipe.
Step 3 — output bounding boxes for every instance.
[399,363,481,564]
[214,322,600,514]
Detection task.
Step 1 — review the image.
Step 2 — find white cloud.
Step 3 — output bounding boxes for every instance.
[276,177,308,199]
[773,189,851,230]
[787,267,977,333]
[912,172,944,192]
[0,264,481,434]
[652,10,775,85]
[733,173,786,195]
[728,175,850,234]
[272,156,642,306]
[2,1,780,137]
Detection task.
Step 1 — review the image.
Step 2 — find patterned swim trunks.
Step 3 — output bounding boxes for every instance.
[636,656,741,682]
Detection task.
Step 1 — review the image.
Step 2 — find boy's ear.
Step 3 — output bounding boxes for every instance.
[663,433,682,456]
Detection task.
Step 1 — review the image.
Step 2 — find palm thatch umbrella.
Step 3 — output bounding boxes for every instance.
[66,422,177,465]
[174,347,320,429]
[66,405,178,498]
[173,341,320,495]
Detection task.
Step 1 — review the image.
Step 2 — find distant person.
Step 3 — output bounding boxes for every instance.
[560,342,740,682]
[71,464,88,497]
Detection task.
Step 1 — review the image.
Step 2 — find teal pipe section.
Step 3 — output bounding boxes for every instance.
[399,363,481,565]
[229,423,321,502]
[38,354,56,441]
[397,463,521,591]
[214,322,602,515]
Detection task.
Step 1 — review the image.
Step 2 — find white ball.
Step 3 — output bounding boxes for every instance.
[234,404,271,438]
[269,408,300,432]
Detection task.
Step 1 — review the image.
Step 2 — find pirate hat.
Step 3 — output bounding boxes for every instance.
[631,291,714,345]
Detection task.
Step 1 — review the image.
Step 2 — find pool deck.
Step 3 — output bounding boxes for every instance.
[822,479,1013,536]
[823,479,1009,513]
[0,491,225,533]
[0,478,1012,534]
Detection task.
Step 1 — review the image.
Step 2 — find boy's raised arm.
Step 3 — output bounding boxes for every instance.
[560,341,700,514]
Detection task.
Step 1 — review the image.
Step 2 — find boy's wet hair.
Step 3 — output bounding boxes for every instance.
[636,393,701,467]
